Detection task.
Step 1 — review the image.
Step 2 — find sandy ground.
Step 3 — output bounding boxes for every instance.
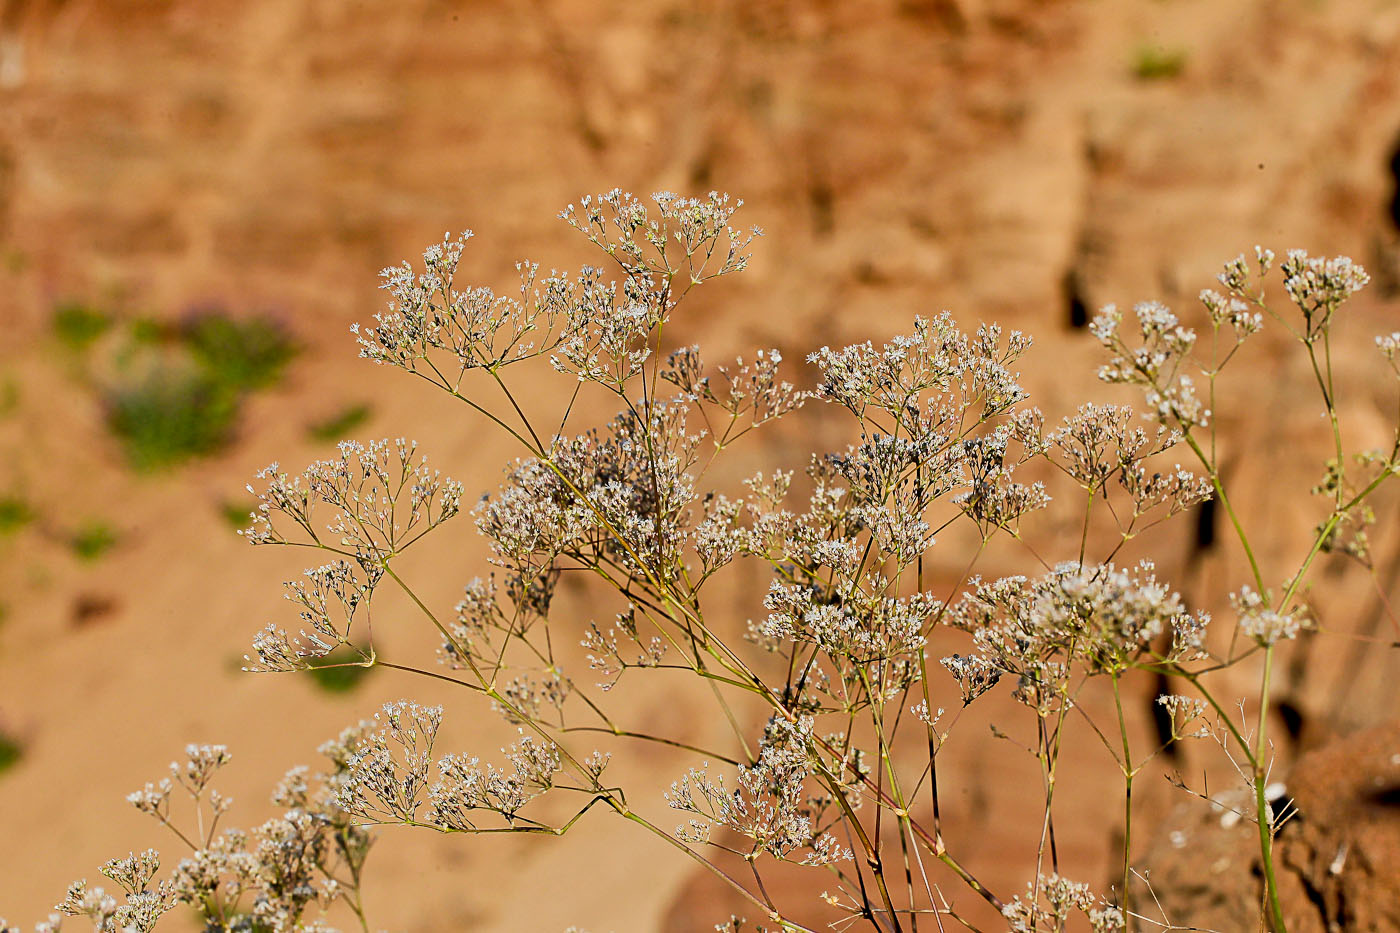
[2,1,1400,929]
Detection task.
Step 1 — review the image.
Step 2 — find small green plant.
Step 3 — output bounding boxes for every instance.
[307,403,373,443]
[127,317,169,346]
[182,311,296,391]
[0,731,21,776]
[52,302,113,351]
[1133,43,1187,80]
[101,311,297,470]
[217,498,257,530]
[105,367,240,470]
[1,248,26,275]
[69,520,118,562]
[307,647,375,694]
[0,375,18,416]
[0,496,33,536]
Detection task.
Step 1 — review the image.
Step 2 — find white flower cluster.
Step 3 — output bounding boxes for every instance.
[245,561,378,673]
[761,580,932,671]
[54,878,175,933]
[809,315,1029,428]
[663,346,807,438]
[58,741,374,933]
[941,652,1002,705]
[1198,287,1263,337]
[951,427,1051,534]
[358,234,592,376]
[1278,249,1369,334]
[1377,331,1400,375]
[334,701,444,822]
[427,734,562,828]
[1001,874,1124,933]
[580,607,667,690]
[1050,403,1211,520]
[1231,585,1311,646]
[245,439,462,558]
[1156,693,1212,740]
[324,702,569,834]
[1093,301,1209,428]
[560,189,759,280]
[947,561,1209,708]
[668,716,850,867]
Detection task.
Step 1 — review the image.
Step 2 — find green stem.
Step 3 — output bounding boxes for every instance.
[1181,431,1265,592]
[1254,646,1287,933]
[1111,674,1133,915]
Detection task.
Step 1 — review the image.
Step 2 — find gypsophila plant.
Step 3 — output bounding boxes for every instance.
[17,193,1400,933]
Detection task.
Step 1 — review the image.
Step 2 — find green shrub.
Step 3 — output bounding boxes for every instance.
[307,648,374,694]
[0,496,33,536]
[0,375,18,416]
[85,310,297,471]
[1134,43,1187,80]
[1,248,26,274]
[128,316,170,346]
[0,731,20,776]
[52,302,113,351]
[105,367,240,471]
[218,498,258,530]
[69,520,118,561]
[307,403,373,442]
[182,311,296,391]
